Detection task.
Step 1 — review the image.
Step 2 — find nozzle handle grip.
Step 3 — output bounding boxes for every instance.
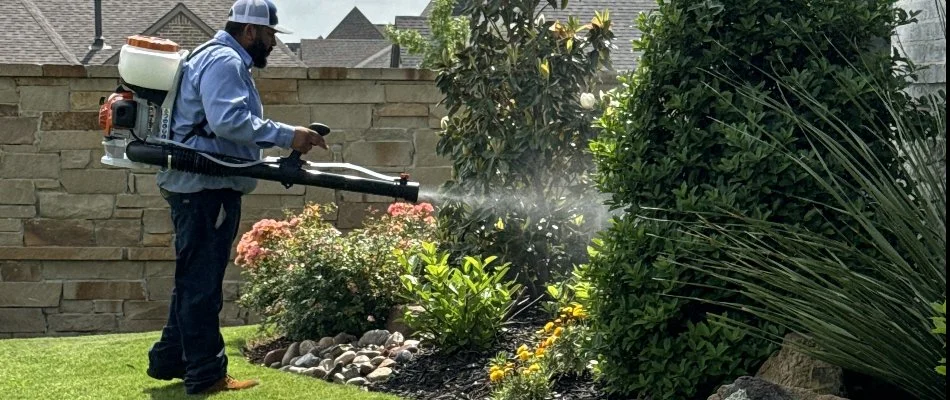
[287,123,332,161]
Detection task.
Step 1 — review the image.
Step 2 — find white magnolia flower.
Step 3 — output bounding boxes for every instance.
[579,92,597,110]
[440,116,450,130]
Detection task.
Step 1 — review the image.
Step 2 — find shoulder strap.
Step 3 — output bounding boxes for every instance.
[176,41,226,143]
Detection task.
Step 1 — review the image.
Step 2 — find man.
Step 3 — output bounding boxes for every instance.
[145,0,326,394]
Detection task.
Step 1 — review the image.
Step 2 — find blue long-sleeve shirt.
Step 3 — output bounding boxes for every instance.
[156,30,295,194]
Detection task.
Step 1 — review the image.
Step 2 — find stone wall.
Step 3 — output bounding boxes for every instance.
[0,64,451,337]
[896,0,947,96]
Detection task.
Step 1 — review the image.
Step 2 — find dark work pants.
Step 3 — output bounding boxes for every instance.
[147,188,242,394]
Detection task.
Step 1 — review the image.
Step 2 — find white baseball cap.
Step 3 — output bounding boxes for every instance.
[227,0,293,34]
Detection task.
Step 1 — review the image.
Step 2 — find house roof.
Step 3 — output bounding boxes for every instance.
[396,0,656,71]
[7,0,78,65]
[4,0,301,66]
[325,7,386,40]
[393,16,428,69]
[299,39,392,68]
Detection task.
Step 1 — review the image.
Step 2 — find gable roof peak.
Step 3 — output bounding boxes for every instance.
[325,6,385,40]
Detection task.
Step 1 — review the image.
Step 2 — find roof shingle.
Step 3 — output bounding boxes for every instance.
[6,0,78,65]
[299,39,392,68]
[325,7,386,40]
[3,0,302,66]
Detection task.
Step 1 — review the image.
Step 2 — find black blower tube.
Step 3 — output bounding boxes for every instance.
[125,141,419,202]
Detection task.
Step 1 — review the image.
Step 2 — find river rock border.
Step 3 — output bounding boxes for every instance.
[260,329,420,387]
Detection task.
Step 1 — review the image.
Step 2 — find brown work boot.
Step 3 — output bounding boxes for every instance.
[199,375,259,394]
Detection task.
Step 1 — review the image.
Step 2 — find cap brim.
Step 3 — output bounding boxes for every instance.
[271,24,292,34]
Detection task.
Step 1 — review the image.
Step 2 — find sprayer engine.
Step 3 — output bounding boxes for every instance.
[98,35,419,202]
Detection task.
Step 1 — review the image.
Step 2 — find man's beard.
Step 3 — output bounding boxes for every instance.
[247,38,272,68]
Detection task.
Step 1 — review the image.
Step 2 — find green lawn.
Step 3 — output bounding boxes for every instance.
[0,325,403,400]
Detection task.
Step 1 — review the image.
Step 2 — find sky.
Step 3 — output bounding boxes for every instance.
[274,0,432,43]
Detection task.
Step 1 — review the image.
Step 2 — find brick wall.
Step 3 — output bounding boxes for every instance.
[0,64,451,337]
[152,14,213,52]
[896,0,947,96]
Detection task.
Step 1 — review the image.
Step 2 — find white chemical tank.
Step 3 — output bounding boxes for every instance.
[117,35,183,91]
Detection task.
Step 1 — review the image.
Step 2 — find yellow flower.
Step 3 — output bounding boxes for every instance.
[572,308,587,318]
[518,350,531,361]
[528,363,541,372]
[535,346,546,357]
[505,362,514,368]
[544,322,554,333]
[553,326,564,337]
[517,344,529,354]
[555,318,563,325]
[490,370,505,382]
[544,337,556,347]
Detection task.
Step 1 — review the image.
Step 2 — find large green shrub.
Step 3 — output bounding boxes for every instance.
[588,0,918,398]
[435,0,614,296]
[672,82,946,399]
[237,202,438,340]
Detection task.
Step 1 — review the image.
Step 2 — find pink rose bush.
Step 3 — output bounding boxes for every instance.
[236,202,438,339]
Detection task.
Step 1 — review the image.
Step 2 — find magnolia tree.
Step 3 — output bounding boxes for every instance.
[434,0,615,296]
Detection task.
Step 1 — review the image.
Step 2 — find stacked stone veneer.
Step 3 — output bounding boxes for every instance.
[896,0,947,96]
[0,64,452,337]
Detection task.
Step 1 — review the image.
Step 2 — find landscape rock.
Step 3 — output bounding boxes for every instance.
[756,333,844,396]
[359,329,391,347]
[333,332,358,345]
[353,355,372,365]
[370,356,386,366]
[357,349,381,359]
[281,342,300,366]
[293,353,320,368]
[367,367,393,383]
[269,362,282,369]
[332,373,346,383]
[334,350,357,366]
[708,377,849,400]
[357,362,375,375]
[378,358,397,369]
[346,377,368,386]
[304,367,328,379]
[263,348,286,366]
[287,366,307,374]
[384,332,405,348]
[321,344,352,359]
[394,350,413,363]
[299,340,317,355]
[314,337,335,353]
[342,365,362,380]
[319,358,334,371]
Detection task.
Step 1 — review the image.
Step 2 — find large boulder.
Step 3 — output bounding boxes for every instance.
[756,333,845,396]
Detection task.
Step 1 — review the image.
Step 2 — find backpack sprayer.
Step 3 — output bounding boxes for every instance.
[98,35,419,202]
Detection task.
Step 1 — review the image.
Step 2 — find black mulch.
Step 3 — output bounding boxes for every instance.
[242,305,608,400]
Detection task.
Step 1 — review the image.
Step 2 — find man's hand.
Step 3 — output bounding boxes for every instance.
[290,126,328,154]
